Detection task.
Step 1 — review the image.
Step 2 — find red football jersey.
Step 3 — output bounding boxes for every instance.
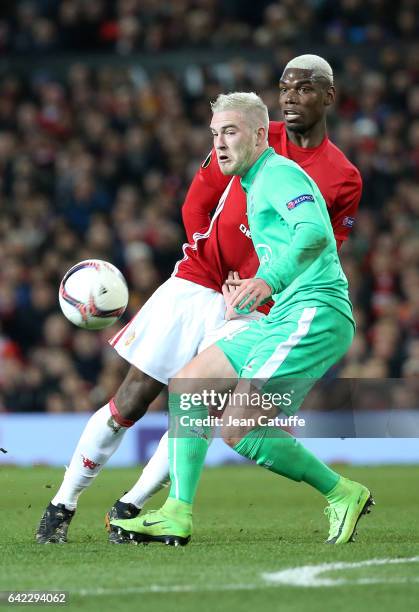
[174,121,362,296]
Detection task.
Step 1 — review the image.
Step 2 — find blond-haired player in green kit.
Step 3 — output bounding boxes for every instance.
[111,92,374,546]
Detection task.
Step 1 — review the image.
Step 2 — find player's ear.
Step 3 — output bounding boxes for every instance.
[324,85,336,107]
[256,126,267,146]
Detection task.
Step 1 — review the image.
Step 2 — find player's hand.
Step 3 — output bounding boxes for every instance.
[226,277,272,313]
[222,271,241,320]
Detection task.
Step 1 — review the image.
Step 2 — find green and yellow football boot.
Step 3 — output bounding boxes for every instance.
[324,477,375,544]
[110,498,192,546]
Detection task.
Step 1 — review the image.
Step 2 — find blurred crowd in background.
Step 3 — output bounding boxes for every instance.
[0,0,418,413]
[0,0,417,54]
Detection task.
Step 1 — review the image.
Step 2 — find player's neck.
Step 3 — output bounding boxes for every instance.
[245,144,270,173]
[286,121,327,149]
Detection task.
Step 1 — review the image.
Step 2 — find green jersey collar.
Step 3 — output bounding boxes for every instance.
[241,147,275,192]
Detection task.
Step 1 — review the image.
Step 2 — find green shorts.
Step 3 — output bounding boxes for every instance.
[217,305,354,415]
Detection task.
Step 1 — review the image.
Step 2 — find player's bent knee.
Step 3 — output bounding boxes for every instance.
[222,419,258,449]
[222,434,241,448]
[221,427,248,449]
[113,366,164,421]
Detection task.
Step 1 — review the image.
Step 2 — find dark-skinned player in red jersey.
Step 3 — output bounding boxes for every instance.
[177,61,361,293]
[36,54,362,545]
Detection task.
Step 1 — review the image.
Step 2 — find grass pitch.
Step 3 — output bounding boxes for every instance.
[1,465,419,612]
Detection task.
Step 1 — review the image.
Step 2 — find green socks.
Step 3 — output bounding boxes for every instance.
[234,426,339,495]
[166,389,340,507]
[168,393,210,505]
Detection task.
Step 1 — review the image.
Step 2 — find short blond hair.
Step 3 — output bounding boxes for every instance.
[211,92,269,137]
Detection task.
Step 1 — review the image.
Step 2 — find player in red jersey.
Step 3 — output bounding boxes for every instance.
[176,97,361,294]
[36,55,362,544]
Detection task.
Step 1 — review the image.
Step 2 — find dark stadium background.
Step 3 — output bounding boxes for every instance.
[0,0,417,417]
[0,6,419,610]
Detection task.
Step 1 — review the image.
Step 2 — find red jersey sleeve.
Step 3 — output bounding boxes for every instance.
[181,149,231,242]
[331,167,363,242]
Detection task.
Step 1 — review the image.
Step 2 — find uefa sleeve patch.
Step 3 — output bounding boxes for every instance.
[342,216,355,227]
[286,194,315,210]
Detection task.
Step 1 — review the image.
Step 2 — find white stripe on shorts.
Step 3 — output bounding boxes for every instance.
[251,307,317,388]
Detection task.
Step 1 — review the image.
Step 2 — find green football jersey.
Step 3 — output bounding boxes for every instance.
[240,147,354,323]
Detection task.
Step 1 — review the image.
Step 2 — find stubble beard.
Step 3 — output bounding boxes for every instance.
[233,145,255,176]
[218,143,255,176]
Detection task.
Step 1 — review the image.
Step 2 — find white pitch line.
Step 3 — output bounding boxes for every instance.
[263,556,419,588]
[75,583,261,597]
[69,556,419,596]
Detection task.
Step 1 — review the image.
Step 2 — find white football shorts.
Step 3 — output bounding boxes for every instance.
[109,277,263,384]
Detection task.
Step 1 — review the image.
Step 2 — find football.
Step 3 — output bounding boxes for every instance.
[58,259,129,330]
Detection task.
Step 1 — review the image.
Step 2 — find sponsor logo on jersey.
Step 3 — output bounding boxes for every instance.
[201,151,212,169]
[286,194,314,210]
[239,223,252,239]
[342,216,355,227]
